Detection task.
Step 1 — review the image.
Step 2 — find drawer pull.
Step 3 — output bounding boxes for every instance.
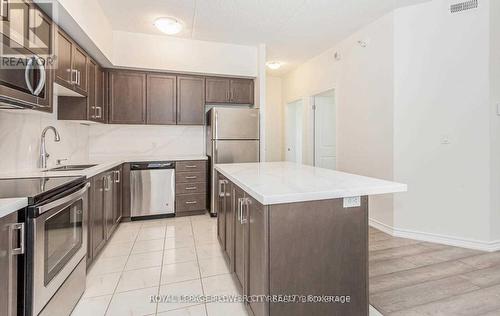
[185,187,197,190]
[185,176,197,179]
[186,201,197,204]
[185,165,197,168]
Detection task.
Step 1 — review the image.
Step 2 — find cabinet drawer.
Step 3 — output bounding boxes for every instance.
[176,182,206,194]
[176,161,206,173]
[176,193,206,212]
[176,172,206,183]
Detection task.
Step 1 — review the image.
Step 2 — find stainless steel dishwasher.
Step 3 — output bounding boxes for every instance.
[130,161,175,218]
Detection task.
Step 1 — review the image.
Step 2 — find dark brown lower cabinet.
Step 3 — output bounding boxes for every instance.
[233,185,246,291]
[87,166,123,268]
[90,174,105,265]
[216,171,369,316]
[217,174,227,249]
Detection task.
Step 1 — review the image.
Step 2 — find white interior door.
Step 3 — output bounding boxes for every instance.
[286,100,302,162]
[314,90,336,169]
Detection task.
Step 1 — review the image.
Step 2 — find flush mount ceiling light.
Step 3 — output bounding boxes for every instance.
[154,17,183,35]
[266,61,282,70]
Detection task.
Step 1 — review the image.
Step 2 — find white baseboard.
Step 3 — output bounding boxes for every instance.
[369,218,500,252]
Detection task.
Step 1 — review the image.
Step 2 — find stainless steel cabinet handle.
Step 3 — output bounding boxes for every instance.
[186,201,197,204]
[185,165,197,168]
[237,198,243,223]
[96,106,102,119]
[1,0,9,20]
[10,223,25,255]
[114,170,120,183]
[70,69,76,84]
[90,106,96,118]
[185,186,197,190]
[76,70,80,86]
[185,176,197,179]
[241,198,249,224]
[218,180,225,197]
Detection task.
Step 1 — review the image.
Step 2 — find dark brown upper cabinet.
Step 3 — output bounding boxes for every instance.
[54,27,88,96]
[72,45,88,95]
[230,78,254,104]
[108,71,147,124]
[177,75,205,125]
[147,74,176,125]
[94,66,107,123]
[58,58,107,123]
[206,77,231,103]
[205,77,254,104]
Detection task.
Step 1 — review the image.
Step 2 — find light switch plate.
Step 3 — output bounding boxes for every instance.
[343,196,361,208]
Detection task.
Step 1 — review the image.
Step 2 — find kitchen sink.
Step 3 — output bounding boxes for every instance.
[47,164,98,171]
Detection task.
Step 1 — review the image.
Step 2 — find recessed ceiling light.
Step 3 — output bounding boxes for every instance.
[154,17,183,35]
[266,61,282,70]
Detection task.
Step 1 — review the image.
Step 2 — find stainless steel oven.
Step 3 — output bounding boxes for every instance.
[27,181,89,316]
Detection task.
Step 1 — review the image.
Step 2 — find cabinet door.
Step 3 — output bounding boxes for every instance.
[217,174,227,249]
[72,45,87,95]
[94,66,107,123]
[224,180,234,269]
[104,173,114,240]
[205,77,230,103]
[109,71,147,124]
[113,167,122,227]
[29,6,51,56]
[3,0,29,48]
[177,76,205,125]
[233,185,247,292]
[147,74,176,125]
[230,79,254,104]
[0,211,21,316]
[55,28,73,89]
[91,175,106,258]
[87,59,97,121]
[247,196,269,316]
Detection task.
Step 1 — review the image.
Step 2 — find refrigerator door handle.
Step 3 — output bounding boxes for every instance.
[214,111,219,140]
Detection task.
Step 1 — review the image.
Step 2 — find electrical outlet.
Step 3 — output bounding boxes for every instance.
[343,196,361,208]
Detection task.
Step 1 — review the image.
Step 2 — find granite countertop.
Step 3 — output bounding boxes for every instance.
[215,161,407,205]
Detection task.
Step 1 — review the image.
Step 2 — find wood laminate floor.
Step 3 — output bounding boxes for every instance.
[369,227,500,315]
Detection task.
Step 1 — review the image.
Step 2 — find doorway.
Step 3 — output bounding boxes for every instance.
[285,99,303,163]
[313,89,336,169]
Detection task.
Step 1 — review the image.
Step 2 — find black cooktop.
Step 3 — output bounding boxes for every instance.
[0,176,85,205]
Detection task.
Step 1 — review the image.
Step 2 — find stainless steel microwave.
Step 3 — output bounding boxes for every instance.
[0,37,51,109]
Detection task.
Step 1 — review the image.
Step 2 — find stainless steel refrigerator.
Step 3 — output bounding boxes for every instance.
[206,107,260,215]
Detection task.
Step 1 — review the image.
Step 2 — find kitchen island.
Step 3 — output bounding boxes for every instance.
[214,162,406,316]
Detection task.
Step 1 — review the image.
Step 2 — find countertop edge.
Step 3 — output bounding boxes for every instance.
[215,164,408,205]
[0,198,28,219]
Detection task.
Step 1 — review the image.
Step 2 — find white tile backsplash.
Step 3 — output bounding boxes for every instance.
[88,124,205,159]
[0,101,90,173]
[0,101,205,173]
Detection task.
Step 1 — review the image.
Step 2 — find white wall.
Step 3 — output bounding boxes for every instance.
[112,31,258,77]
[0,99,89,173]
[88,125,205,159]
[54,0,114,60]
[265,76,284,161]
[489,0,500,241]
[393,0,491,243]
[282,13,395,227]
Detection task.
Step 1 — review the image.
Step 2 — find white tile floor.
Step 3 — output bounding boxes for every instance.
[72,213,383,316]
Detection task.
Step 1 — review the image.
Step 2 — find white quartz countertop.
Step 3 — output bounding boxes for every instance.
[215,162,407,205]
[0,155,208,179]
[0,198,28,219]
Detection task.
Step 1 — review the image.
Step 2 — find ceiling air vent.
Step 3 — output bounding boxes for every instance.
[450,0,478,13]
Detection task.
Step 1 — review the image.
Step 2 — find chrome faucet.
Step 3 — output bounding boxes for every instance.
[39,126,61,169]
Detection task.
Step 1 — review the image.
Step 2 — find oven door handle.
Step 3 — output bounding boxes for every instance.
[35,182,90,215]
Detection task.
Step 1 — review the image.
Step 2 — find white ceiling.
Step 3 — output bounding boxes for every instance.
[97,0,428,75]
